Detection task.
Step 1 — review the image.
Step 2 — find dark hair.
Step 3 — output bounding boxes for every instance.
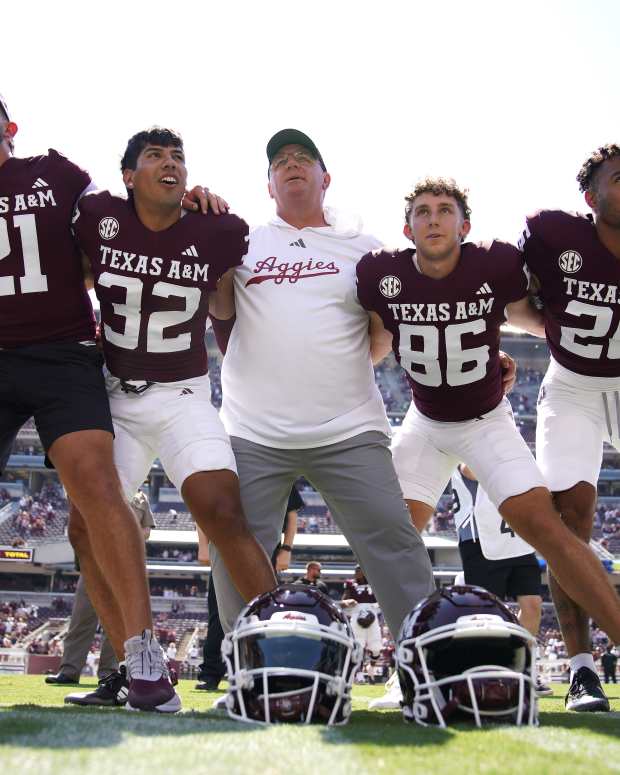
[404,176,471,222]
[576,144,620,193]
[121,127,184,172]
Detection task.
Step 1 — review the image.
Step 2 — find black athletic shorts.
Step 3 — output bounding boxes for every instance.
[458,539,542,600]
[0,340,113,473]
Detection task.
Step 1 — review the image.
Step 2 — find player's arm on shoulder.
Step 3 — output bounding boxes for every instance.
[369,311,393,364]
[182,186,229,215]
[505,295,545,337]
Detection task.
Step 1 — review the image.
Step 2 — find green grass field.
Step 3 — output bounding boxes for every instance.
[1,676,620,774]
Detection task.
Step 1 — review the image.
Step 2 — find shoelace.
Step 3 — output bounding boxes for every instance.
[148,640,170,680]
[125,632,170,680]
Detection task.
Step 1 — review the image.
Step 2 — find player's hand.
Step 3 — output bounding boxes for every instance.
[275,548,291,572]
[182,186,230,215]
[341,598,357,608]
[499,350,517,394]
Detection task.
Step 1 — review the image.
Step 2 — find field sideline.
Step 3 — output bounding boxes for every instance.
[1,676,620,774]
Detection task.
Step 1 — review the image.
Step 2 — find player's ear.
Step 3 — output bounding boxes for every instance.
[460,219,472,240]
[584,189,597,212]
[122,168,135,190]
[403,222,415,243]
[267,179,275,200]
[321,172,331,192]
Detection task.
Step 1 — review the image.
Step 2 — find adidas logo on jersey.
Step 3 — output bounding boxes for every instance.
[289,238,306,248]
[475,282,492,295]
[179,388,194,396]
[32,178,49,189]
[182,245,198,258]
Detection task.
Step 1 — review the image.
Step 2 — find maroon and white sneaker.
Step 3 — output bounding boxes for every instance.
[124,629,181,713]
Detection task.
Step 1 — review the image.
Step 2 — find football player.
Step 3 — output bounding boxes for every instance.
[356,177,620,656]
[341,565,382,662]
[519,144,620,711]
[452,465,543,636]
[70,127,278,711]
[0,95,177,711]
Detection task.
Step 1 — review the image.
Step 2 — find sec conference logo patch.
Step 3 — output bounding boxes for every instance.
[379,275,401,298]
[558,250,582,274]
[99,217,120,240]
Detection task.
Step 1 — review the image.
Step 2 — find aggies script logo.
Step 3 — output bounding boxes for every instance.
[246,256,339,286]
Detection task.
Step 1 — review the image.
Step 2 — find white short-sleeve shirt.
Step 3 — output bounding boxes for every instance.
[221,209,391,448]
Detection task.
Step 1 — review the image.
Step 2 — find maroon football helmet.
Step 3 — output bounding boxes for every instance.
[222,584,362,725]
[397,585,537,727]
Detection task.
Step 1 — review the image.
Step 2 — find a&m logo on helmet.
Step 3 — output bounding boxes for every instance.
[558,250,582,274]
[379,275,402,299]
[99,217,120,240]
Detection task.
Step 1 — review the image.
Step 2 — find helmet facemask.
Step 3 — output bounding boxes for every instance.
[222,609,362,725]
[398,613,538,728]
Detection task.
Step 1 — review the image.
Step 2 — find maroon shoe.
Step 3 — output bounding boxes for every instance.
[126,676,182,713]
[124,629,182,713]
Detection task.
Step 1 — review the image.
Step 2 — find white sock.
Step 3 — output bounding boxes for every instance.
[569,653,596,682]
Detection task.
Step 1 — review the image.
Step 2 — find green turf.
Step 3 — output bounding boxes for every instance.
[1,676,620,774]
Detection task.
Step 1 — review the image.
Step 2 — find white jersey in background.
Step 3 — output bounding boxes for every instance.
[451,467,535,561]
[221,207,390,448]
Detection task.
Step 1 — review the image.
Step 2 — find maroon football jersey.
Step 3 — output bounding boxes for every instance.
[343,580,377,604]
[520,210,620,378]
[356,242,528,421]
[0,150,95,347]
[73,192,248,381]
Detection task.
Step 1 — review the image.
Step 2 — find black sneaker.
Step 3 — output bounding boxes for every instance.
[65,666,129,707]
[195,676,224,691]
[565,667,610,712]
[535,677,553,697]
[45,672,80,685]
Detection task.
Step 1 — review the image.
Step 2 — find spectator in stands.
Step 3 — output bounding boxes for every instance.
[294,561,328,594]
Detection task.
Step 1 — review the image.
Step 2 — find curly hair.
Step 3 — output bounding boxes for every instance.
[576,144,620,193]
[121,127,184,172]
[404,177,471,222]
